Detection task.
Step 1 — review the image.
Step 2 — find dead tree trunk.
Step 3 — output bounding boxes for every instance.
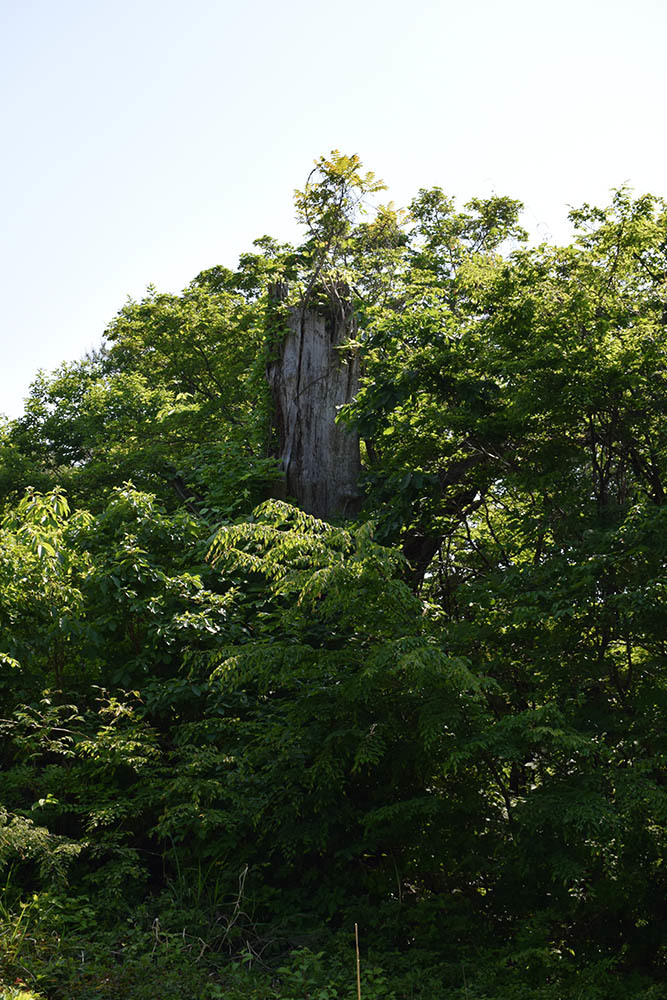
[266,290,361,520]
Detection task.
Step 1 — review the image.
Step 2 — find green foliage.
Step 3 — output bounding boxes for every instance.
[294,150,387,289]
[0,156,666,998]
[1,279,275,515]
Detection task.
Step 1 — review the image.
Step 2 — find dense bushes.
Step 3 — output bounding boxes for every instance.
[1,160,666,996]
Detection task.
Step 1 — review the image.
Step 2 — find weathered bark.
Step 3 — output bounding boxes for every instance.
[266,292,361,519]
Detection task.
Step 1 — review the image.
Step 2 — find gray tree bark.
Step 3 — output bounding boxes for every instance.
[266,292,361,519]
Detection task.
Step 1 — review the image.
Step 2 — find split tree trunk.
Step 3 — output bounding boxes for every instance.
[266,290,361,520]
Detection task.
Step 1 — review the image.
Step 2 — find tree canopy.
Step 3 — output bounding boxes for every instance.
[0,156,666,1000]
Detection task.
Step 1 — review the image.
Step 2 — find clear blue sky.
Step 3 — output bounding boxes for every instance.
[2,0,666,418]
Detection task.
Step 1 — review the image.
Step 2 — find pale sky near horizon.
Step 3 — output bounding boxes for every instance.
[1,0,666,419]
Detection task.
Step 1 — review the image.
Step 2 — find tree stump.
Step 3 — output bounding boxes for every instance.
[266,292,361,519]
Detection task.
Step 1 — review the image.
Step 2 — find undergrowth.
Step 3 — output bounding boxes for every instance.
[1,889,666,1000]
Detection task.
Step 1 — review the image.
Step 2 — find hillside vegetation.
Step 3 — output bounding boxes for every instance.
[0,154,666,999]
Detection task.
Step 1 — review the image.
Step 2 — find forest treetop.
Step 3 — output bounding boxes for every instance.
[2,153,665,583]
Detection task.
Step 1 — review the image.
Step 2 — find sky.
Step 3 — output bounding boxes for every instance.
[1,0,666,418]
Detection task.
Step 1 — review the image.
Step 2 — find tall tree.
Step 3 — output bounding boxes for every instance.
[265,152,385,518]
